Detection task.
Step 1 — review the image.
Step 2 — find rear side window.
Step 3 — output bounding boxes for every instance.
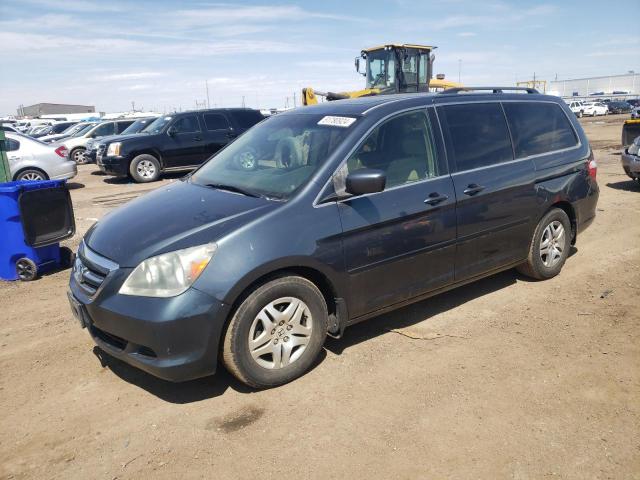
[5,139,20,151]
[232,110,264,129]
[503,102,578,158]
[438,103,513,171]
[116,121,134,133]
[203,113,230,131]
[173,115,200,133]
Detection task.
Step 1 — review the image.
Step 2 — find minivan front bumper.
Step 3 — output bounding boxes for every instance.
[68,245,230,382]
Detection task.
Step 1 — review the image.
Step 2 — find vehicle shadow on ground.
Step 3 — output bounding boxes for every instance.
[102,172,186,185]
[91,345,327,403]
[606,180,639,192]
[66,182,85,190]
[326,269,529,355]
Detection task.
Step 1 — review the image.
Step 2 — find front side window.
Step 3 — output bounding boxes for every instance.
[503,102,578,158]
[366,50,395,89]
[438,102,513,171]
[203,113,230,131]
[173,115,199,133]
[92,123,115,137]
[342,110,438,191]
[191,114,354,199]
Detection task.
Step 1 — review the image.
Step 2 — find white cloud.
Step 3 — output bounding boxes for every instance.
[8,0,125,12]
[457,32,477,37]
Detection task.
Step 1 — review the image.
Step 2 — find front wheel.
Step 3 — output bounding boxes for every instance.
[129,154,161,183]
[517,208,571,280]
[222,276,328,388]
[577,111,583,118]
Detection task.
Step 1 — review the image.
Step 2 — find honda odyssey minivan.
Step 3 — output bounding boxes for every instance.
[68,88,599,388]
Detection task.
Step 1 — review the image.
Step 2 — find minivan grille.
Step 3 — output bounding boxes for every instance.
[73,243,118,298]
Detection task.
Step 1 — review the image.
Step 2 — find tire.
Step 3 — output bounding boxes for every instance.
[60,246,74,269]
[15,168,47,181]
[70,148,87,165]
[129,154,161,183]
[222,276,328,388]
[16,258,38,281]
[517,208,571,280]
[577,111,583,118]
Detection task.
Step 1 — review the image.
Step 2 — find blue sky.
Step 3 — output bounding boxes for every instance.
[0,0,639,116]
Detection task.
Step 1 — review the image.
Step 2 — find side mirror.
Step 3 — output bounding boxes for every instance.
[346,168,386,196]
[167,126,177,136]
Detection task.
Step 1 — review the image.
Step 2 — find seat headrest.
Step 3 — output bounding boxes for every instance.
[401,131,426,156]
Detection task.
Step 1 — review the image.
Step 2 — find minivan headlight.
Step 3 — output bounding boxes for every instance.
[119,243,217,297]
[107,142,121,156]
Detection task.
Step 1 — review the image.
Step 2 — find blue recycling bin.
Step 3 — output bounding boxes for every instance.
[0,180,75,281]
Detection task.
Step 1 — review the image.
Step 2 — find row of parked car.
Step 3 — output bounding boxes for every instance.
[1,109,266,183]
[566,98,640,118]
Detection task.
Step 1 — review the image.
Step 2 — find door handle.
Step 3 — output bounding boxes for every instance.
[463,183,485,196]
[227,132,237,139]
[193,136,202,141]
[424,192,449,205]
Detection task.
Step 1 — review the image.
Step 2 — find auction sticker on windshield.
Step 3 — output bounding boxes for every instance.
[318,116,356,128]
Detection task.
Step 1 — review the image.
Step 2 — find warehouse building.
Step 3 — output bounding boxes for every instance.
[17,103,95,117]
[548,73,639,98]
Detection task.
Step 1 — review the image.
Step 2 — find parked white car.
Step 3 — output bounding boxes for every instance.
[60,119,134,164]
[4,132,77,181]
[567,101,586,117]
[582,102,609,117]
[40,122,97,143]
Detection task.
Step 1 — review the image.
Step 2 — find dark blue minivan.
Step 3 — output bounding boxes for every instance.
[68,88,599,388]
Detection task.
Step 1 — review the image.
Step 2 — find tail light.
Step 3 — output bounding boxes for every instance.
[587,148,597,180]
[55,146,68,158]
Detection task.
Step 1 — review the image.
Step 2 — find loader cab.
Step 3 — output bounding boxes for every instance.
[357,44,434,94]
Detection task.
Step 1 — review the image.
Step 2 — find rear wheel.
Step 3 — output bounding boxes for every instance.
[222,276,328,388]
[129,154,160,183]
[517,208,571,280]
[70,148,87,164]
[577,110,583,118]
[15,168,47,181]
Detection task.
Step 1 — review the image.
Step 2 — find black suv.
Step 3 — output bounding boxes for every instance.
[607,101,632,114]
[69,88,599,388]
[97,109,264,182]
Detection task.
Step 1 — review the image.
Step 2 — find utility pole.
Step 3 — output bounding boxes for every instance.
[131,101,135,112]
[458,59,461,83]
[242,96,245,108]
[205,80,210,108]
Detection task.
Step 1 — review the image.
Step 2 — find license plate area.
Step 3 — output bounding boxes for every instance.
[68,291,87,329]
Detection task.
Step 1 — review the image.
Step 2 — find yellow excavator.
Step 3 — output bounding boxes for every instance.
[302,44,461,106]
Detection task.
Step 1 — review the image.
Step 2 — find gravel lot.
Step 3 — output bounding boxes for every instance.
[1,115,638,479]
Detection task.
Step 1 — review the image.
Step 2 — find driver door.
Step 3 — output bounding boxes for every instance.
[164,114,205,168]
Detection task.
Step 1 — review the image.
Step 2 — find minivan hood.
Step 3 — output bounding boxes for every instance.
[85,180,277,267]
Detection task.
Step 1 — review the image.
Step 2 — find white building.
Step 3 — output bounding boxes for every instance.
[548,73,639,98]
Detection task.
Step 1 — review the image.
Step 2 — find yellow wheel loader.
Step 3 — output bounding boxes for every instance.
[302,44,461,106]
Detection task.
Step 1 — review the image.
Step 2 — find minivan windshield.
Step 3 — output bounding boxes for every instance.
[191,113,356,199]
[143,116,172,134]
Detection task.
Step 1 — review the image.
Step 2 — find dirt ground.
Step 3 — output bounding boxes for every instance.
[1,115,638,480]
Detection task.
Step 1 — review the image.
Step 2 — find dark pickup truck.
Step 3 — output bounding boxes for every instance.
[97,108,264,182]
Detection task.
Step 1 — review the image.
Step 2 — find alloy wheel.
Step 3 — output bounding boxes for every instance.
[539,220,565,268]
[19,171,44,181]
[136,160,157,179]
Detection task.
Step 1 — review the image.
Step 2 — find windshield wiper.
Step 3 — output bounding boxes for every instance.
[205,183,261,198]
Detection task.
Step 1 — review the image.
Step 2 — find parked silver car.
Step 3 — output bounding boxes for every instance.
[4,132,77,181]
[40,122,97,144]
[621,135,640,183]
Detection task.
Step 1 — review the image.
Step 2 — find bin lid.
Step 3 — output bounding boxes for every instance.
[0,179,66,193]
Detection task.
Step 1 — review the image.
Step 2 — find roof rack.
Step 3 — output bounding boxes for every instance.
[439,86,539,95]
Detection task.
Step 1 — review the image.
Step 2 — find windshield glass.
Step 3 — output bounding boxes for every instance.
[191,113,356,199]
[61,123,82,135]
[366,49,395,89]
[122,118,157,134]
[144,116,172,134]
